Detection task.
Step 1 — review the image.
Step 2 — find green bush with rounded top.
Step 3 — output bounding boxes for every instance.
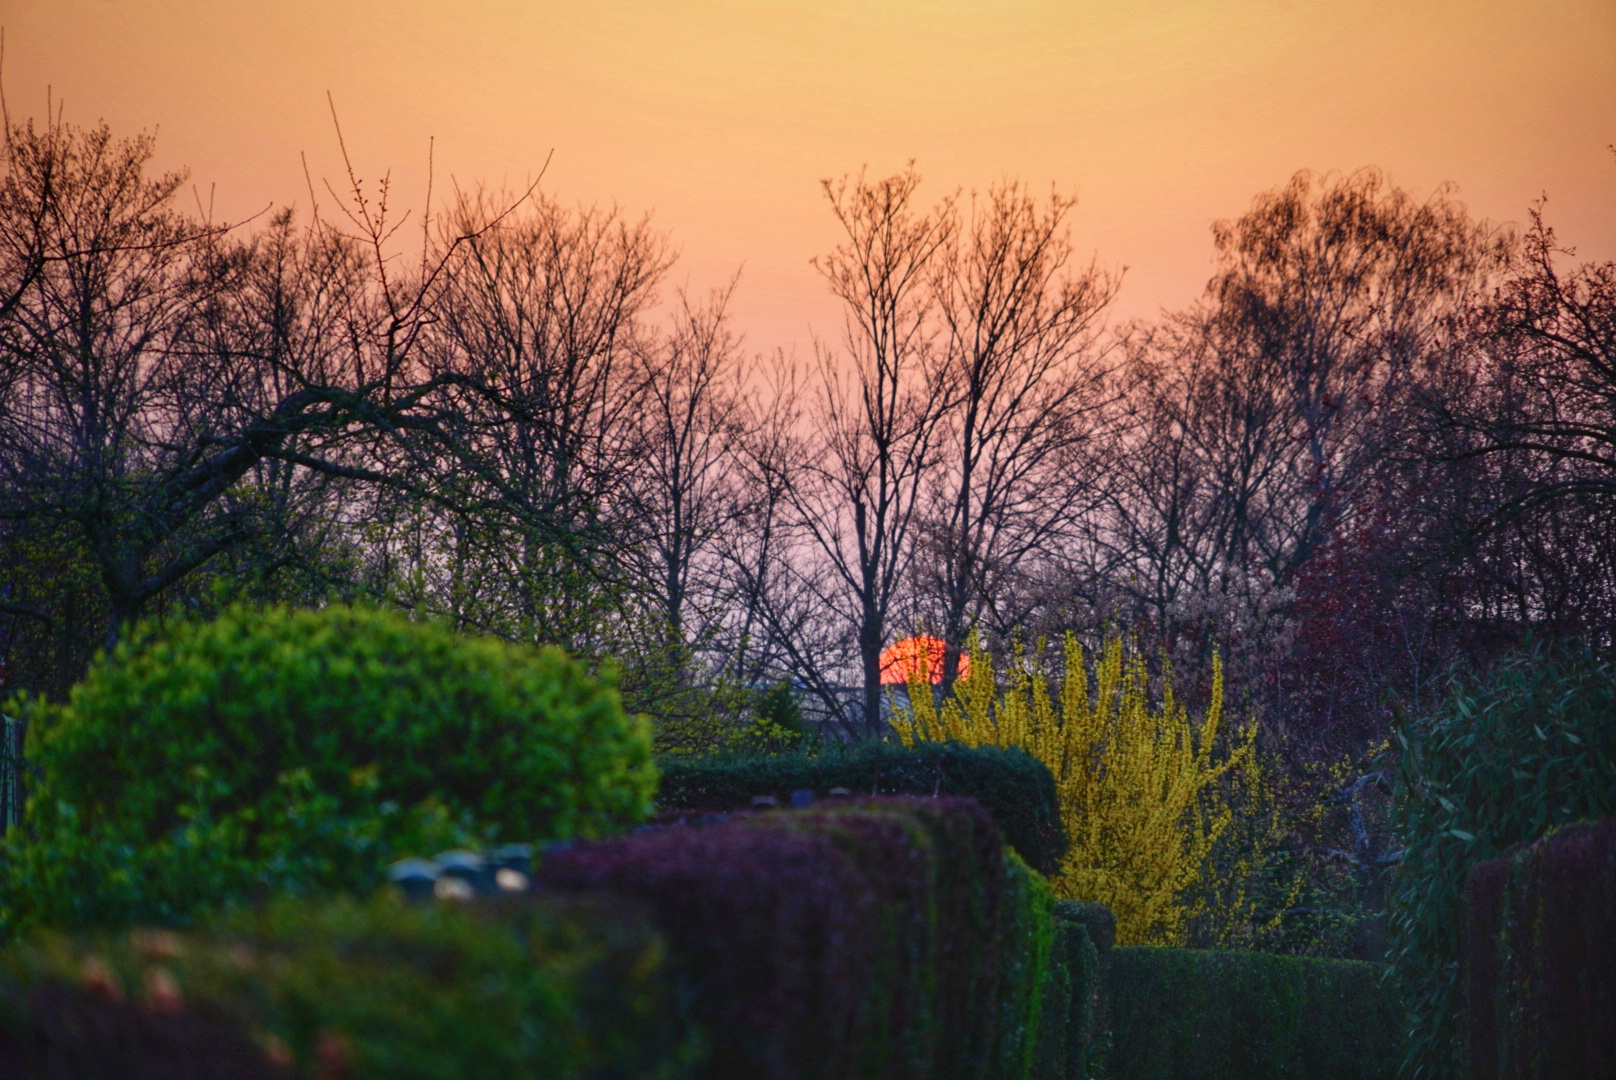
[0,604,656,935]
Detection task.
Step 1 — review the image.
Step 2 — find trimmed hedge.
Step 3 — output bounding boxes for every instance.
[995,853,1055,1080]
[1462,815,1616,1080]
[1108,947,1400,1080]
[1,604,656,935]
[0,893,702,1079]
[1037,902,1110,1080]
[535,796,1054,1080]
[2,801,1073,1079]
[654,741,1065,873]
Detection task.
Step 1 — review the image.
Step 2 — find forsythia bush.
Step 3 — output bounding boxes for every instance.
[892,632,1280,946]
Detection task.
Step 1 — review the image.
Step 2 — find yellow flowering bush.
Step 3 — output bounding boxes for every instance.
[892,632,1286,946]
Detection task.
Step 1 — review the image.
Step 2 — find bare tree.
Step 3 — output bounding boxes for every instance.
[1196,169,1509,581]
[919,179,1120,686]
[1429,203,1616,508]
[0,116,247,644]
[627,280,752,646]
[789,166,956,735]
[1089,171,1508,641]
[0,107,527,677]
[1410,199,1616,650]
[418,188,671,648]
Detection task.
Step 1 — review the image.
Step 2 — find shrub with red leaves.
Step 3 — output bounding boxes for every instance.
[534,797,1042,1080]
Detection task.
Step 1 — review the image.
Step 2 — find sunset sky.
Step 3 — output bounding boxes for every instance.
[7,0,1614,356]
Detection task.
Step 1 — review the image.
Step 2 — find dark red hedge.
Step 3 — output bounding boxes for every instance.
[533,797,1015,1080]
[1461,857,1508,1080]
[1462,814,1616,1080]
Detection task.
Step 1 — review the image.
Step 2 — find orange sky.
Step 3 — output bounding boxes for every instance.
[7,0,1614,355]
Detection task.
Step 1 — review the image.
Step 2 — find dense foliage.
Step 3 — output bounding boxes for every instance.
[1462,815,1616,1080]
[1109,947,1400,1079]
[1387,642,1616,1080]
[1036,902,1108,1080]
[893,633,1285,945]
[535,796,1055,1080]
[0,604,656,935]
[0,893,701,1080]
[653,740,1065,873]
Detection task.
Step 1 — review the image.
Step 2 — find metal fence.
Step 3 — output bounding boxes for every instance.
[1,713,23,832]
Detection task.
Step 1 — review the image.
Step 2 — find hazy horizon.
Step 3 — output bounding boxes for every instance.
[7,0,1613,356]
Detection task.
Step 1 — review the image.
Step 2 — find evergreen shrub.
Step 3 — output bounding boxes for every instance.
[0,604,656,934]
[1387,642,1616,1079]
[1108,947,1399,1080]
[653,741,1065,873]
[535,796,1054,1080]
[1037,901,1110,1079]
[1462,815,1616,1080]
[995,853,1054,1080]
[0,892,701,1079]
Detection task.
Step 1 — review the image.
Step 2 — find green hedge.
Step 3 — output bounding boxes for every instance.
[0,893,702,1079]
[1036,902,1110,1080]
[654,741,1065,873]
[995,853,1055,1080]
[0,604,656,936]
[1108,947,1399,1080]
[1053,900,1113,1046]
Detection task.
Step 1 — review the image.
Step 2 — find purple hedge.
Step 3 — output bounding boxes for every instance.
[1461,857,1508,1080]
[534,796,1053,1080]
[1462,814,1616,1080]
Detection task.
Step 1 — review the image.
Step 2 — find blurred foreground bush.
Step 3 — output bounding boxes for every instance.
[3,798,1082,1080]
[0,892,700,1080]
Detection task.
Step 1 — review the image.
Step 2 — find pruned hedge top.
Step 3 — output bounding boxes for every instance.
[2,604,656,933]
[655,741,1065,873]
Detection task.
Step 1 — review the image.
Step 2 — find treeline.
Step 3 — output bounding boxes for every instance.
[2,113,1612,775]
